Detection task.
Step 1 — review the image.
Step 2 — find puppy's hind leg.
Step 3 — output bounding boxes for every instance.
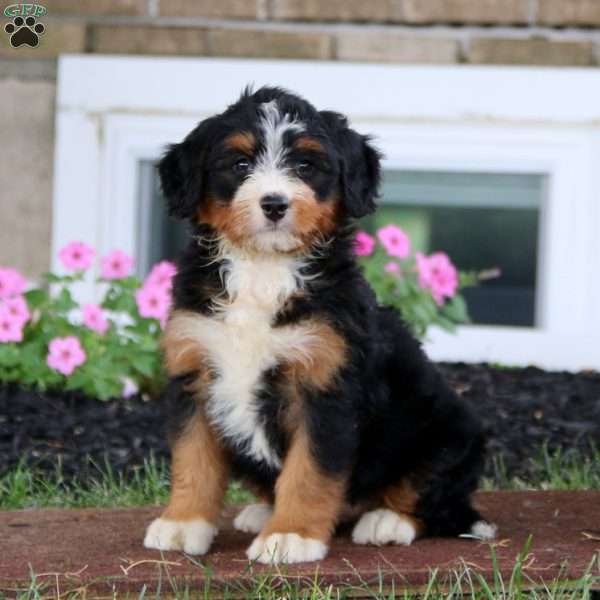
[416,432,497,541]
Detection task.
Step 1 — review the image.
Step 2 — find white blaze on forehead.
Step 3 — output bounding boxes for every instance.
[257,100,304,171]
[227,100,309,252]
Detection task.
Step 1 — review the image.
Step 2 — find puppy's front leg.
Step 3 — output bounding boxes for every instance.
[144,400,229,555]
[247,428,346,564]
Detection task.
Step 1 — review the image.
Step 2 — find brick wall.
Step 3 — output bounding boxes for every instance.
[3,0,600,66]
[2,0,600,275]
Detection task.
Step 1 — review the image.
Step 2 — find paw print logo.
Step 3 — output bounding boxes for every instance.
[4,16,45,48]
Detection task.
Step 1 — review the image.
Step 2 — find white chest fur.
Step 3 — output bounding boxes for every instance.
[195,250,309,468]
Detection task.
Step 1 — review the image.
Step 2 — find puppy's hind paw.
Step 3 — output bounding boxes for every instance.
[469,520,498,541]
[352,509,417,546]
[233,503,273,534]
[144,517,217,555]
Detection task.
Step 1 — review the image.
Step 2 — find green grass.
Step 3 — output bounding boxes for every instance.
[0,455,253,511]
[4,539,599,599]
[2,445,599,512]
[481,444,600,492]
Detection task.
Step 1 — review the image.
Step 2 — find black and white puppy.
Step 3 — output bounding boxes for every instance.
[144,86,495,564]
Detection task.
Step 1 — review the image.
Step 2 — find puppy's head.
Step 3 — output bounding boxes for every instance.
[159,86,381,254]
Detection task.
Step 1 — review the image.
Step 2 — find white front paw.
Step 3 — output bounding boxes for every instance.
[233,503,273,534]
[144,517,217,555]
[247,532,328,564]
[352,509,417,546]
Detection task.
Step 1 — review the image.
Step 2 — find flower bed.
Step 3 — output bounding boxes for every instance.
[2,363,599,485]
[2,229,596,487]
[0,243,172,400]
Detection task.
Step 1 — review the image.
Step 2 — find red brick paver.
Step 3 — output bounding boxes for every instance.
[2,492,599,596]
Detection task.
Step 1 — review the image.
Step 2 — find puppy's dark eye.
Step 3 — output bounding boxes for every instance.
[233,158,251,174]
[295,161,314,177]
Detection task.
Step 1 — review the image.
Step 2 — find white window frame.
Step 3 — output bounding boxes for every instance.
[53,56,600,371]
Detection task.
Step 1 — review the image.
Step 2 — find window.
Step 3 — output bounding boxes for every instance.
[136,161,186,276]
[372,170,545,328]
[52,56,600,369]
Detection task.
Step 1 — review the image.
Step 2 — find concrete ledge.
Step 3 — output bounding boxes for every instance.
[2,492,599,595]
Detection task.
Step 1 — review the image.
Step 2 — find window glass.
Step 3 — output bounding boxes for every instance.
[369,171,544,327]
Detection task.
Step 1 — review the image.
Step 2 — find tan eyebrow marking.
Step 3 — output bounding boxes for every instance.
[293,136,326,153]
[223,131,256,155]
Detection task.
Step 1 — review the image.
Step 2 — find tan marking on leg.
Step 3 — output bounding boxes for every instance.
[259,428,345,542]
[339,500,377,524]
[381,479,425,537]
[223,131,256,155]
[162,409,229,524]
[241,479,275,505]
[283,320,347,391]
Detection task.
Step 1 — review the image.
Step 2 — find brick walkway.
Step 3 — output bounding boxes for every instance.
[2,492,599,596]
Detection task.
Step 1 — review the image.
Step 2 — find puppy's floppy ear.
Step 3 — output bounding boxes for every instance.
[157,116,218,220]
[320,111,382,219]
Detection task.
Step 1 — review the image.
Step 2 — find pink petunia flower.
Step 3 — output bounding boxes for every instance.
[82,303,109,335]
[377,224,411,259]
[416,252,458,305]
[0,307,24,343]
[384,262,401,275]
[0,267,26,299]
[135,283,172,327]
[101,250,135,280]
[59,241,96,272]
[415,252,431,289]
[145,261,177,290]
[46,336,87,376]
[2,296,30,327]
[354,231,376,257]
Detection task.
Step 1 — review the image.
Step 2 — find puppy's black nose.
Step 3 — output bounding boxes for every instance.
[260,194,288,222]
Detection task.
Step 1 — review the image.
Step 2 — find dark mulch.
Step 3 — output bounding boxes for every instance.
[438,363,600,477]
[1,363,600,481]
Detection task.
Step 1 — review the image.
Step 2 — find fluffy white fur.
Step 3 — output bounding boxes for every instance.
[144,517,217,555]
[352,509,417,546]
[247,532,328,564]
[233,503,273,534]
[258,100,304,171]
[168,246,322,468]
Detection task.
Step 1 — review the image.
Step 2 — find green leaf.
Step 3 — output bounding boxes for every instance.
[52,287,78,313]
[43,272,67,284]
[442,295,470,324]
[0,344,20,368]
[434,315,457,333]
[24,288,49,309]
[93,378,123,401]
[129,352,158,377]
